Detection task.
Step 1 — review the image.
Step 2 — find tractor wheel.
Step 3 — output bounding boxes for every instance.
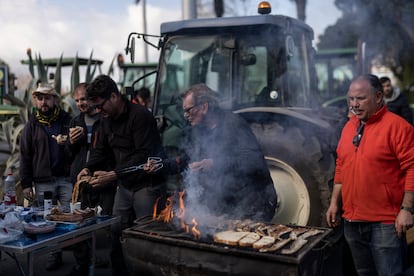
[249,121,334,227]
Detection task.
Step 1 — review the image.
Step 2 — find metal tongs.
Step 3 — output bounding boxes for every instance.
[116,157,163,175]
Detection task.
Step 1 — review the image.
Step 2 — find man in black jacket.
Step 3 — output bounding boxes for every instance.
[380,76,413,124]
[65,82,116,276]
[147,83,277,222]
[77,75,166,275]
[66,82,116,212]
[20,82,72,270]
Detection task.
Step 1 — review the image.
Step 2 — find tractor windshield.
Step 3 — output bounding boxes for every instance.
[153,28,315,151]
[154,29,313,117]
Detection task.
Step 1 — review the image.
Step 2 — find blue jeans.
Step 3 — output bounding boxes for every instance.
[34,176,72,209]
[344,220,406,276]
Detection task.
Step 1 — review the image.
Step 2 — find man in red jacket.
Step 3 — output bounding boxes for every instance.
[326,74,414,275]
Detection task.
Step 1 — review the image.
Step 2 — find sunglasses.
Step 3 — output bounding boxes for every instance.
[352,124,365,147]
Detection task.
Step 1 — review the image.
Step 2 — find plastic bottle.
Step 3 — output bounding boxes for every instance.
[4,173,16,206]
[43,191,53,217]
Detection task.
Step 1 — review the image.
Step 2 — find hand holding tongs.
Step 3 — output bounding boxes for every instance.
[116,157,163,175]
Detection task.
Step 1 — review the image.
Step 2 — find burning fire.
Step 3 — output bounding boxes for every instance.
[176,190,189,232]
[153,194,174,223]
[152,190,201,239]
[192,218,201,239]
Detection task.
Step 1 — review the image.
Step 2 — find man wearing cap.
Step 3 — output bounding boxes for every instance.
[20,82,72,270]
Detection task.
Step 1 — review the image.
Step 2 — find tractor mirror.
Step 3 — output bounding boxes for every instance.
[130,37,136,63]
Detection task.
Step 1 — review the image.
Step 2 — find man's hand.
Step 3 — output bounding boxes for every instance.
[51,134,68,145]
[326,203,341,228]
[326,183,342,228]
[189,158,213,172]
[77,168,91,182]
[23,187,34,202]
[89,170,116,188]
[395,209,414,238]
[69,126,84,144]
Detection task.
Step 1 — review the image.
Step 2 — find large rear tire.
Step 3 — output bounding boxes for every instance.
[249,121,334,227]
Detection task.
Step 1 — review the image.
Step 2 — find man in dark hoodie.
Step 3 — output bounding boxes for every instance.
[380,76,413,124]
[20,82,72,271]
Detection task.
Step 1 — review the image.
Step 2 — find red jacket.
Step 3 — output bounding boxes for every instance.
[335,106,414,222]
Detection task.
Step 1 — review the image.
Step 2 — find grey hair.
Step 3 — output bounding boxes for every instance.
[355,74,384,95]
[181,83,219,109]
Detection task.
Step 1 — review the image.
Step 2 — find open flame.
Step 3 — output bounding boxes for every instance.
[152,196,160,219]
[152,190,201,239]
[191,217,201,239]
[153,194,174,223]
[176,190,189,232]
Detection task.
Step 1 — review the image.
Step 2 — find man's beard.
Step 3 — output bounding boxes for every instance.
[40,106,54,116]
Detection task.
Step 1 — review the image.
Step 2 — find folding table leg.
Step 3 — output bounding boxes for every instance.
[88,232,96,276]
[27,252,34,276]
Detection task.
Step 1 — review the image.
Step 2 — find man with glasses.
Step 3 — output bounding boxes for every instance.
[326,74,414,275]
[76,75,165,275]
[148,83,277,222]
[20,82,72,271]
[65,82,115,276]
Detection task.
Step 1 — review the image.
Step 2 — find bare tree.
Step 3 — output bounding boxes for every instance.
[289,0,307,21]
[197,0,254,18]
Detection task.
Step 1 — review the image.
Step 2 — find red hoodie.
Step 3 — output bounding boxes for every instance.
[335,106,414,222]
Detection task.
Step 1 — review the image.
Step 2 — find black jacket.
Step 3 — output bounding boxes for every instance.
[20,109,72,189]
[176,109,277,221]
[386,92,413,124]
[86,99,165,191]
[65,113,114,184]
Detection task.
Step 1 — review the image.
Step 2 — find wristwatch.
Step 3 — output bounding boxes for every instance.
[400,206,414,214]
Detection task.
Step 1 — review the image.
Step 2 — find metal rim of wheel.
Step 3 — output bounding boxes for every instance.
[266,156,310,226]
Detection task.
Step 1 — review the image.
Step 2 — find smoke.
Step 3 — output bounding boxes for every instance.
[176,112,275,234]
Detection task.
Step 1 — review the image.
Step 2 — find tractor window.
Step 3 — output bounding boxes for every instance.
[155,35,233,152]
[285,34,311,107]
[238,46,268,104]
[156,35,232,112]
[235,31,312,108]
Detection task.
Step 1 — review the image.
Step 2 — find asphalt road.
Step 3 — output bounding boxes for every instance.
[0,228,112,276]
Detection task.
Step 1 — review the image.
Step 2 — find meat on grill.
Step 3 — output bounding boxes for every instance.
[213,220,325,255]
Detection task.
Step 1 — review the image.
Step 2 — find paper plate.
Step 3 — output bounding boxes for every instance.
[23,221,56,234]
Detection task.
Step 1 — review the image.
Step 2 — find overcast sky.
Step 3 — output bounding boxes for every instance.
[0,0,341,83]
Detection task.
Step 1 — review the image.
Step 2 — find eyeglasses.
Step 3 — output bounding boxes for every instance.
[183,104,198,115]
[91,98,108,110]
[352,124,365,147]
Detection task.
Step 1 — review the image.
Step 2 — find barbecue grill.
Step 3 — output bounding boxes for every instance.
[121,216,333,276]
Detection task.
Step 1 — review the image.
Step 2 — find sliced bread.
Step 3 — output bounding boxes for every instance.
[213,231,250,246]
[238,232,261,247]
[252,235,276,250]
